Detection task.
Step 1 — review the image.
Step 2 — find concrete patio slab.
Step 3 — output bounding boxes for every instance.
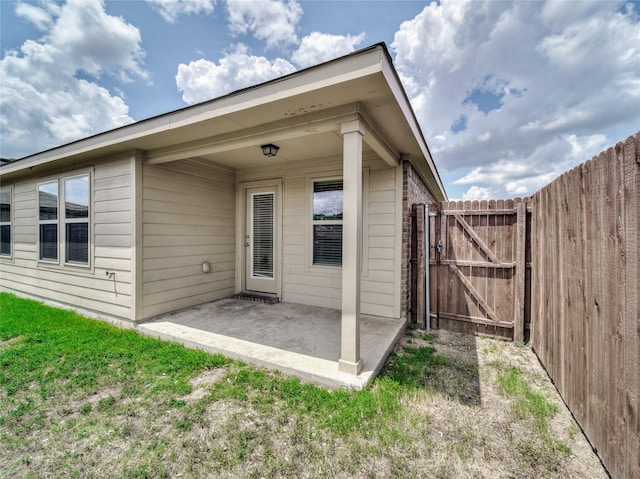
[137,298,407,389]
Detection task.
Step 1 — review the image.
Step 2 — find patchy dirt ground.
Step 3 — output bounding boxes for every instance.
[391,328,608,479]
[1,327,609,479]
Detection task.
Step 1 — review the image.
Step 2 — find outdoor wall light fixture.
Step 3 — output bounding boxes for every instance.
[261,143,280,157]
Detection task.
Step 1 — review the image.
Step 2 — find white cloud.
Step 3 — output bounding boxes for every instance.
[453,134,609,198]
[15,1,60,30]
[226,0,302,48]
[392,0,640,199]
[175,44,296,104]
[461,186,493,201]
[51,0,147,81]
[291,32,366,68]
[146,0,215,23]
[0,0,146,158]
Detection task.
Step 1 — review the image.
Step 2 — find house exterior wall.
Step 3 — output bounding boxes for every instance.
[401,159,437,320]
[0,154,136,321]
[1,154,431,323]
[237,156,401,319]
[140,159,236,319]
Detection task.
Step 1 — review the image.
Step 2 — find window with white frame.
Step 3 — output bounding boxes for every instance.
[0,189,11,257]
[312,179,343,266]
[38,180,59,261]
[38,174,90,265]
[64,175,89,264]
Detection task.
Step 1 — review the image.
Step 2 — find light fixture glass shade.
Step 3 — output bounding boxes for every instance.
[261,143,279,157]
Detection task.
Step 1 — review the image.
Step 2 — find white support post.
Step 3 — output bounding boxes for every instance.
[338,119,364,375]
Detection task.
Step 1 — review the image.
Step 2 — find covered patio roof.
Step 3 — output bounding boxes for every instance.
[0,43,446,201]
[137,298,406,389]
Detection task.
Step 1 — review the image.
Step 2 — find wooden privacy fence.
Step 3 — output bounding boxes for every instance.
[409,132,639,479]
[411,199,531,341]
[531,133,639,479]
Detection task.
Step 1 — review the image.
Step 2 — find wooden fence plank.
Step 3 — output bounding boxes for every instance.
[588,151,605,456]
[513,201,526,342]
[438,312,513,328]
[440,208,517,215]
[497,199,510,324]
[622,134,639,479]
[568,165,585,424]
[592,150,608,461]
[487,199,498,336]
[439,259,514,268]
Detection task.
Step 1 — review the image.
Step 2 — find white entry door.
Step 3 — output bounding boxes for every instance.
[245,187,277,294]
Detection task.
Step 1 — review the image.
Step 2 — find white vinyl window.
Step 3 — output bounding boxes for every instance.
[0,189,11,257]
[37,173,90,266]
[312,179,343,266]
[38,180,59,262]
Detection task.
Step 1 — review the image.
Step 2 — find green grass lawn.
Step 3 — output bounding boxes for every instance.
[0,293,605,478]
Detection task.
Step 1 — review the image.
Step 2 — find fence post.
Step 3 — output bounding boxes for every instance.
[514,201,526,342]
[416,204,426,329]
[431,202,441,329]
[410,205,417,324]
[424,204,430,330]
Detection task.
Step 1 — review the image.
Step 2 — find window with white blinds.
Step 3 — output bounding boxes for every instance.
[37,173,90,266]
[252,193,274,278]
[312,179,343,266]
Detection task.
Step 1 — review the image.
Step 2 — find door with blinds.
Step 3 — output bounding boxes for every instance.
[245,187,277,294]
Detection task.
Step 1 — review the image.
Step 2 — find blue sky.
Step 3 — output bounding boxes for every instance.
[1,0,639,199]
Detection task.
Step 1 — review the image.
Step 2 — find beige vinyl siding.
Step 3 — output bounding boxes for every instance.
[141,159,236,319]
[363,166,398,317]
[0,157,135,320]
[238,156,400,319]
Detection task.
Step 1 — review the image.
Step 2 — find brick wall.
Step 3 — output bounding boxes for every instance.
[401,160,436,320]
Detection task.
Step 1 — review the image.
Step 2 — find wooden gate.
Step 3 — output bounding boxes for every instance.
[420,199,531,341]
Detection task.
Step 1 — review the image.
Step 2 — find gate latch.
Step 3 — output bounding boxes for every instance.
[434,240,443,254]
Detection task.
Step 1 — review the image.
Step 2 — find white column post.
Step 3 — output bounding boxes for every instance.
[338,119,364,375]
